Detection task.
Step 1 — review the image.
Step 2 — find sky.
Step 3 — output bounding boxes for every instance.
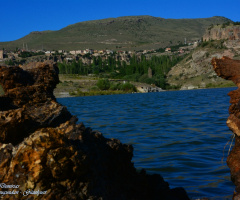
[1,0,240,42]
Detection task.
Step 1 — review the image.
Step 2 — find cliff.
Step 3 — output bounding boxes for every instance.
[0,61,189,199]
[203,25,240,41]
[211,57,240,199]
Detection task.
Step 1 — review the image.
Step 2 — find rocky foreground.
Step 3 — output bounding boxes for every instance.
[212,57,240,199]
[0,61,189,199]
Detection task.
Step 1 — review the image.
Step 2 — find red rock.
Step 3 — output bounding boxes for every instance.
[212,57,240,197]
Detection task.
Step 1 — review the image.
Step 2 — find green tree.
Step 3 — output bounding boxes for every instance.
[120,82,137,92]
[97,79,111,90]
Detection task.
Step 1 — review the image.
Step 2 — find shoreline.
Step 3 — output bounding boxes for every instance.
[54,74,235,98]
[54,84,237,98]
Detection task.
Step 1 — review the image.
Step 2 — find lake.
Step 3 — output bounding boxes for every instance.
[58,87,236,199]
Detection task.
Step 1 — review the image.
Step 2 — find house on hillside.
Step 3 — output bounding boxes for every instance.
[93,53,100,57]
[106,50,113,54]
[165,48,171,52]
[45,51,52,56]
[70,50,76,55]
[84,49,93,54]
[178,49,184,54]
[75,50,83,55]
[143,50,148,54]
[98,50,106,54]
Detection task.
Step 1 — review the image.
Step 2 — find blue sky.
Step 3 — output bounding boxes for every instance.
[1,0,240,42]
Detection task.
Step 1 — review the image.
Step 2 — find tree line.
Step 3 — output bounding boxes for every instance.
[18,51,45,58]
[58,54,185,89]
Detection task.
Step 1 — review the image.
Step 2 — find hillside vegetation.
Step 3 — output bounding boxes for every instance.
[166,39,240,89]
[0,16,231,51]
[58,54,184,89]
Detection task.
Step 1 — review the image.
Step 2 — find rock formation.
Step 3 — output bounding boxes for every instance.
[203,25,240,41]
[0,61,189,199]
[212,57,240,199]
[167,48,236,90]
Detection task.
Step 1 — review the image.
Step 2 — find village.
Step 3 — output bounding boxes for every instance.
[0,41,201,97]
[0,40,199,65]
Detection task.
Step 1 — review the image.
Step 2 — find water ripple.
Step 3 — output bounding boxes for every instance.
[58,88,236,199]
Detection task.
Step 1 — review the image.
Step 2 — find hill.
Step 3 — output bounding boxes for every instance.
[0,15,232,51]
[166,38,240,89]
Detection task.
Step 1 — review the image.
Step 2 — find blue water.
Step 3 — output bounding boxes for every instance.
[58,88,236,199]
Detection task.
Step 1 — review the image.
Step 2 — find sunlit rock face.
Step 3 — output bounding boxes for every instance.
[0,61,189,199]
[212,57,240,199]
[203,26,240,41]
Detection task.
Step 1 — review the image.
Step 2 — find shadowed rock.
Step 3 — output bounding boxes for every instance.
[0,61,189,199]
[212,56,240,199]
[0,61,72,145]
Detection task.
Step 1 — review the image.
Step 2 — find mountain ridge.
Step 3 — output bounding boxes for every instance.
[0,15,232,51]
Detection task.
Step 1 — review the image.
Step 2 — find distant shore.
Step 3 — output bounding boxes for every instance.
[54,74,163,98]
[53,74,236,98]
